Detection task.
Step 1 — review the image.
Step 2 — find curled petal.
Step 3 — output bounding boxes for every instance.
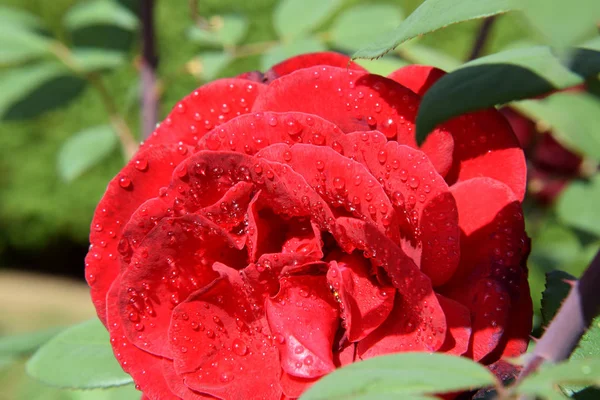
[258,143,401,243]
[251,66,452,171]
[118,215,244,358]
[170,268,282,399]
[437,294,471,356]
[334,217,446,353]
[279,372,317,399]
[266,275,339,379]
[87,144,195,323]
[326,255,395,342]
[340,132,460,286]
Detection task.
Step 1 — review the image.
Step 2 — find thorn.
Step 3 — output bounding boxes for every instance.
[561,278,577,288]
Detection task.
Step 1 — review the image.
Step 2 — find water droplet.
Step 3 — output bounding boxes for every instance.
[119,176,132,189]
[333,177,345,190]
[134,159,148,171]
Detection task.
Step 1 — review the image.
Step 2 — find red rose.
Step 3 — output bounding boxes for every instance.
[86,53,532,400]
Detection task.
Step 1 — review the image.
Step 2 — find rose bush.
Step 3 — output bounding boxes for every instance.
[85,52,532,400]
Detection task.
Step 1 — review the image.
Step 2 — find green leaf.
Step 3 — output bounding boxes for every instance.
[568,37,600,80]
[557,174,600,238]
[415,45,582,143]
[0,62,73,119]
[70,48,126,73]
[273,0,342,40]
[540,270,576,327]
[26,319,132,389]
[0,6,44,30]
[187,15,248,47]
[399,44,462,71]
[299,353,496,399]
[329,4,404,52]
[57,125,117,182]
[0,25,54,66]
[68,384,140,400]
[64,0,138,32]
[354,56,409,76]
[0,327,64,358]
[193,52,233,81]
[515,0,600,49]
[513,93,600,162]
[353,0,514,60]
[516,359,600,399]
[261,37,327,71]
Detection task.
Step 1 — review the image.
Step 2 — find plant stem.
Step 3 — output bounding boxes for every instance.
[140,0,159,140]
[467,16,497,61]
[51,42,138,160]
[515,249,600,399]
[88,75,139,160]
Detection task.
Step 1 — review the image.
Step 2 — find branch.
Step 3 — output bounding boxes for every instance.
[516,249,600,397]
[140,0,158,139]
[467,16,497,61]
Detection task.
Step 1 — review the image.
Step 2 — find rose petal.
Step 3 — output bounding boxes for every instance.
[246,191,323,262]
[437,294,471,356]
[279,372,317,399]
[105,278,177,400]
[266,275,339,379]
[144,79,266,148]
[251,66,452,173]
[170,267,281,399]
[196,111,346,155]
[483,269,532,363]
[266,52,365,80]
[118,215,245,358]
[86,144,194,324]
[340,132,460,286]
[333,217,446,353]
[388,65,526,199]
[441,177,528,361]
[161,361,214,400]
[258,143,401,243]
[387,65,447,96]
[326,255,395,342]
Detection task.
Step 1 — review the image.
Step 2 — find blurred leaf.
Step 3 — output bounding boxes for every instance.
[300,353,496,399]
[261,37,327,71]
[353,0,514,60]
[513,93,600,162]
[329,4,404,52]
[26,319,132,389]
[529,222,581,272]
[0,327,63,358]
[415,45,582,143]
[557,174,600,238]
[57,125,117,182]
[70,48,126,73]
[572,387,600,399]
[540,270,576,327]
[192,52,233,81]
[354,56,409,76]
[399,43,462,71]
[568,37,600,79]
[516,358,600,399]
[0,25,54,66]
[0,62,80,120]
[188,15,248,47]
[515,0,600,49]
[64,0,138,32]
[273,0,342,40]
[0,5,44,30]
[68,385,140,400]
